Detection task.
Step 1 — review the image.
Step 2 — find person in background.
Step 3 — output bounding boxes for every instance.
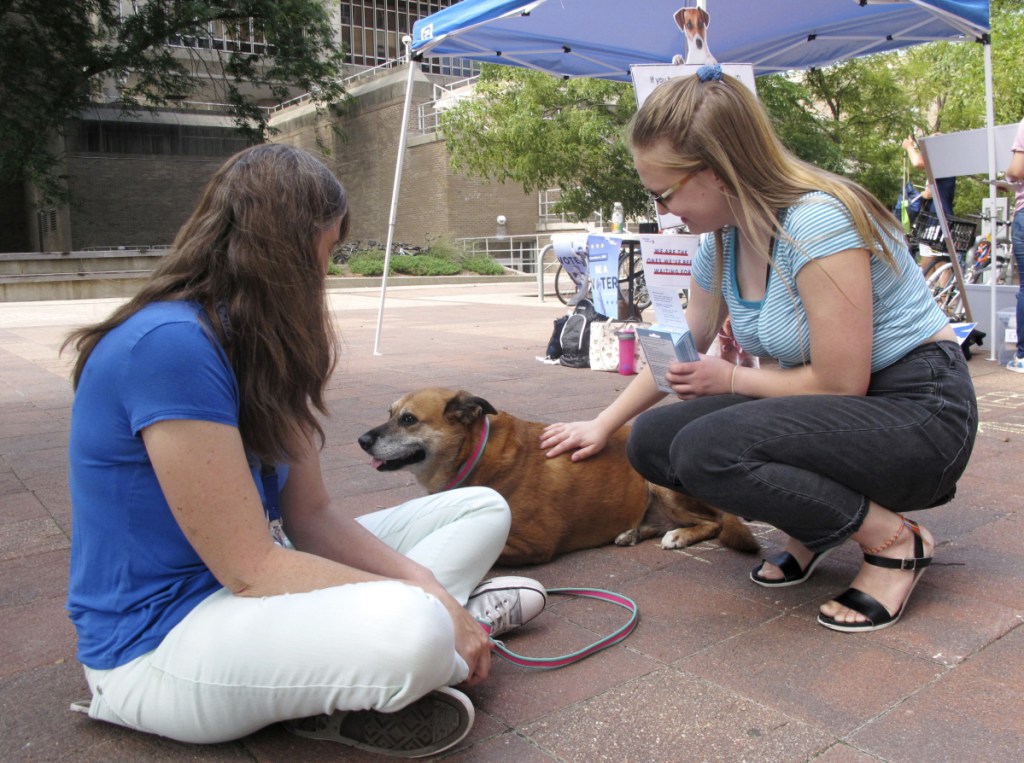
[541,66,977,634]
[903,133,957,275]
[1003,117,1024,372]
[63,143,545,758]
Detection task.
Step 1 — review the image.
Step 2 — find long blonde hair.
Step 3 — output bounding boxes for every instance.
[64,144,349,462]
[630,73,903,332]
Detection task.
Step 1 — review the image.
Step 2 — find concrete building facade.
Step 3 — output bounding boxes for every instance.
[2,1,545,256]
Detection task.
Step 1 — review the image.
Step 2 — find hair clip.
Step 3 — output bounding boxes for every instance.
[696,64,724,83]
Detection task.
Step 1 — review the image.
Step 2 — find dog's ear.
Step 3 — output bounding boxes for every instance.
[443,391,498,425]
[700,7,710,26]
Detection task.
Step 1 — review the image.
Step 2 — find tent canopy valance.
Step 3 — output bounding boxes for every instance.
[411,0,989,80]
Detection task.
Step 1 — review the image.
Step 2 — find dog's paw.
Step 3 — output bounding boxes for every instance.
[660,529,691,549]
[671,53,685,65]
[615,529,640,546]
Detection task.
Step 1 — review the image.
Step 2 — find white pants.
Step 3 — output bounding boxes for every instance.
[81,487,510,744]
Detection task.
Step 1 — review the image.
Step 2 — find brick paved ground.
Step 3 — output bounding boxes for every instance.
[2,281,1022,762]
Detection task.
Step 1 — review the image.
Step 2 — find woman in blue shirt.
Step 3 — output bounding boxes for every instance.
[541,66,977,634]
[63,144,545,756]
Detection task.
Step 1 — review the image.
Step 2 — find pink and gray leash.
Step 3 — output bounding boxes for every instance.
[489,587,639,669]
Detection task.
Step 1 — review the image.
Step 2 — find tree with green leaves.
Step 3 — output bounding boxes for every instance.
[438,1,1023,224]
[439,66,644,222]
[0,1,348,202]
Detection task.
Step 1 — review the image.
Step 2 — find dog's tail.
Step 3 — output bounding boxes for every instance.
[719,514,759,553]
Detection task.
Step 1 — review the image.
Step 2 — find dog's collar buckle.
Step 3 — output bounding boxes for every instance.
[441,417,490,491]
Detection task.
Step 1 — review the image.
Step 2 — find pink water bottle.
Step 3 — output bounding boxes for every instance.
[616,328,636,375]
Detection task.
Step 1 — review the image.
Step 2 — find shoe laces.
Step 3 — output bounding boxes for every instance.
[475,591,522,636]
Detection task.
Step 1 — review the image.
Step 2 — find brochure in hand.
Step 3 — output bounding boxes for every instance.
[635,233,703,393]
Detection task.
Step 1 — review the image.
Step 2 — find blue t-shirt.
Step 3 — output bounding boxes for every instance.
[66,301,269,669]
[692,192,949,372]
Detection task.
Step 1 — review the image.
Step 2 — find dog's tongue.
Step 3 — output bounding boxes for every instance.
[370,458,385,470]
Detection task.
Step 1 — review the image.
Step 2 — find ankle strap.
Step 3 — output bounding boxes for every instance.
[863,553,932,571]
[862,517,931,571]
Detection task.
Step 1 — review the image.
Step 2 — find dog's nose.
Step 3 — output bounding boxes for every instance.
[357,433,374,452]
[696,39,704,49]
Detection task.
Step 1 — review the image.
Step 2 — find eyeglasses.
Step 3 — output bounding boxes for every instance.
[647,170,699,206]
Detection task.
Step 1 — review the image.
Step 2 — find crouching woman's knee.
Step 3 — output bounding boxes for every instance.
[626,409,677,487]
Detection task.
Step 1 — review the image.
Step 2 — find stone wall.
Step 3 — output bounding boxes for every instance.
[4,67,544,253]
[65,154,225,250]
[270,68,540,249]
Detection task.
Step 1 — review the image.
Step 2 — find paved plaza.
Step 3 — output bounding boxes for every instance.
[1,280,1022,762]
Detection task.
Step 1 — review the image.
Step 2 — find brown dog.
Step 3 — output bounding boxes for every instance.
[358,388,758,566]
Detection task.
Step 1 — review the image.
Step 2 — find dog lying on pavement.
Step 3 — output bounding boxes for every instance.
[358,387,759,566]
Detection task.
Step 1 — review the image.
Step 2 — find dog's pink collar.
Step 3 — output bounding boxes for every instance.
[441,417,490,491]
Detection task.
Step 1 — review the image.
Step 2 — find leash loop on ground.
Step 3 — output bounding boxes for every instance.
[490,587,638,669]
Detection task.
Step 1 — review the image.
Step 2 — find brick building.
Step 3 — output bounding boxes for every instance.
[2,1,552,255]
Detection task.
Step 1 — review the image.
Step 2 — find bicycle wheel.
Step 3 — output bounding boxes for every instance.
[920,254,950,282]
[926,262,965,321]
[617,251,652,312]
[554,264,585,305]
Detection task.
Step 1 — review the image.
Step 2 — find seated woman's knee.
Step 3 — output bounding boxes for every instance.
[376,584,456,669]
[471,486,512,531]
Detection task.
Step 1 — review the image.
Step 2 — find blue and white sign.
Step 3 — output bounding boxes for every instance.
[587,234,621,317]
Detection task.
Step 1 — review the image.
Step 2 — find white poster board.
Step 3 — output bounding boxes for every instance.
[550,233,590,304]
[634,233,702,392]
[919,125,1018,179]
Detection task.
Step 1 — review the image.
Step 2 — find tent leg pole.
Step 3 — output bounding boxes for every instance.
[983,40,998,362]
[373,37,417,356]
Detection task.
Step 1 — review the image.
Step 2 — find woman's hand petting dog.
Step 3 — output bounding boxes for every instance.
[539,420,612,462]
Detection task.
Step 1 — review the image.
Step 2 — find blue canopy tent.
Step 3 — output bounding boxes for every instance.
[410,0,988,79]
[373,1,993,353]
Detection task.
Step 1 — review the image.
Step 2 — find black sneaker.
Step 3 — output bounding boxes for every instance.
[284,686,473,758]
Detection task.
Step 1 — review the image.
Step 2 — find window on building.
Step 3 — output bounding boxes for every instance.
[340,1,477,78]
[68,121,249,158]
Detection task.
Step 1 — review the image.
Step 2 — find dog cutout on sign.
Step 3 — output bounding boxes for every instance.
[672,3,716,65]
[631,5,756,232]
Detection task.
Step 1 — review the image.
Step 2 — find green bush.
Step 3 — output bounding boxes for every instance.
[462,255,505,275]
[391,255,462,276]
[348,250,386,276]
[341,241,507,278]
[423,235,462,261]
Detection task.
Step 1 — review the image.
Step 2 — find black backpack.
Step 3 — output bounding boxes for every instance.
[558,298,608,368]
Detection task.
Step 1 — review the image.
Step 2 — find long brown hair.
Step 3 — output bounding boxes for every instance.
[630,72,903,336]
[63,143,349,462]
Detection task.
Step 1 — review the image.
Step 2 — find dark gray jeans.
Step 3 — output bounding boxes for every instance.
[626,341,977,552]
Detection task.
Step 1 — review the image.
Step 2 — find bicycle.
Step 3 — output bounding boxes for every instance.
[919,214,1014,321]
[909,210,977,321]
[554,246,652,312]
[391,242,423,256]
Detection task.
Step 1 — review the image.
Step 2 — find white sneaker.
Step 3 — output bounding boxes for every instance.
[1007,355,1024,373]
[285,686,473,758]
[466,576,547,637]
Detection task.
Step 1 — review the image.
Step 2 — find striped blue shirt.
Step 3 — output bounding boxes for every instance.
[692,192,949,371]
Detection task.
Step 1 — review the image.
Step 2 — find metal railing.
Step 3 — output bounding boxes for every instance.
[458,233,562,301]
[416,74,480,134]
[264,58,409,116]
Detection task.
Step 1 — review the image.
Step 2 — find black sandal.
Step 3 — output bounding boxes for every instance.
[750,547,834,588]
[817,518,932,633]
